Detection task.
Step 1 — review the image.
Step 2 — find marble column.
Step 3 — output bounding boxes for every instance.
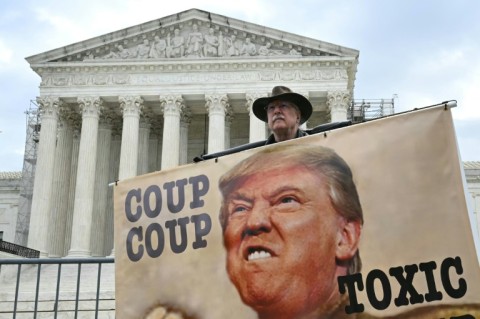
[118,96,143,180]
[327,91,351,122]
[90,113,113,256]
[206,93,229,154]
[137,118,151,175]
[148,119,162,172]
[246,93,267,142]
[148,132,159,173]
[299,91,309,130]
[160,95,183,170]
[68,97,103,257]
[179,107,191,165]
[225,107,234,149]
[48,107,74,257]
[106,125,122,256]
[28,96,61,256]
[157,128,163,171]
[63,120,81,256]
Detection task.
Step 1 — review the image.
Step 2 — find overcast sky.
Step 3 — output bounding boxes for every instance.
[1,0,479,173]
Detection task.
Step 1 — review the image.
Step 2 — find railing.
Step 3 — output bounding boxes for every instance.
[0,257,115,319]
[349,98,395,123]
[0,240,40,258]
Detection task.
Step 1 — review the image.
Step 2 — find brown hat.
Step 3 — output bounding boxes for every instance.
[252,86,313,124]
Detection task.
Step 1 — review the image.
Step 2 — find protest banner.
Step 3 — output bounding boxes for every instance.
[114,104,480,318]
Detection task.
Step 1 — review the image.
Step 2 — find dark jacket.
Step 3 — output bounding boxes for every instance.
[265,129,308,145]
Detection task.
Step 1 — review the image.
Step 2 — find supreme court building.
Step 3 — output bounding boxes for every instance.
[22,8,359,258]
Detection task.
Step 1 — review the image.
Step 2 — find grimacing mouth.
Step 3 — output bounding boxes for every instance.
[244,246,274,261]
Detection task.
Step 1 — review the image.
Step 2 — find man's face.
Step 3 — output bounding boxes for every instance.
[223,165,346,314]
[266,100,300,134]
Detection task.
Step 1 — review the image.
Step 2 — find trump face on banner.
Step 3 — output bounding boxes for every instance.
[218,144,364,319]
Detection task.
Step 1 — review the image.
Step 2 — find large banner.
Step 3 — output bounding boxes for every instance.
[114,105,480,319]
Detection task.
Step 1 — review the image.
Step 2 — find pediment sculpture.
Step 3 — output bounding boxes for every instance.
[83,22,316,62]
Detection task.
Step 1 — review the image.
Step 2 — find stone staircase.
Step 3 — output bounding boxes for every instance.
[0,258,115,318]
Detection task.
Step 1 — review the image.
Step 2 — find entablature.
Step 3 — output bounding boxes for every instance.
[34,57,355,93]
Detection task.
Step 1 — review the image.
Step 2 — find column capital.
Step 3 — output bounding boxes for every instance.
[205,93,229,115]
[225,105,234,125]
[245,92,265,114]
[139,119,151,130]
[180,106,192,125]
[160,95,184,116]
[150,118,163,138]
[58,105,76,128]
[77,96,103,119]
[99,109,115,127]
[111,119,123,139]
[327,90,351,122]
[36,96,62,120]
[119,96,144,117]
[141,107,155,125]
[327,90,351,110]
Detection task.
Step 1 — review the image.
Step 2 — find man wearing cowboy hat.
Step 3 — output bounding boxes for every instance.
[252,86,313,144]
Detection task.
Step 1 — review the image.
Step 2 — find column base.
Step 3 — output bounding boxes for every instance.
[67,249,92,258]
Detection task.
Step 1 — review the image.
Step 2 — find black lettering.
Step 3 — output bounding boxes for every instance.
[144,185,162,218]
[145,223,165,258]
[190,213,212,249]
[189,174,210,209]
[419,260,443,302]
[338,273,365,314]
[165,217,190,253]
[390,264,424,306]
[441,256,467,299]
[163,179,188,213]
[125,188,142,222]
[126,227,143,262]
[366,269,392,310]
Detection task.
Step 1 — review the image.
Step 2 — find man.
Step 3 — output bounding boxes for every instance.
[218,144,364,319]
[252,86,313,144]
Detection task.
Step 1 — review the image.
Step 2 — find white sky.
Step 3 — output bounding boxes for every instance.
[0,0,479,172]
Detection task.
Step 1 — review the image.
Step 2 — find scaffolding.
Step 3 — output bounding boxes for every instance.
[349,97,396,123]
[15,100,40,246]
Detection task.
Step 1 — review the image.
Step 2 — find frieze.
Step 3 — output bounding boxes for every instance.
[41,68,349,88]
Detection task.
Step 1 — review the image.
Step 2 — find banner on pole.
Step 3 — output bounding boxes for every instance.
[114,105,480,319]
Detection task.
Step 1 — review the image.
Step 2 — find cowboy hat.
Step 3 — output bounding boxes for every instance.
[252,86,312,124]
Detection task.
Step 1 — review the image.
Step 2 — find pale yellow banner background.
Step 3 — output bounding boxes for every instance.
[114,106,480,318]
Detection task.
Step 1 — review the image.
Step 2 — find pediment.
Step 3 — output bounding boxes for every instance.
[26,8,358,64]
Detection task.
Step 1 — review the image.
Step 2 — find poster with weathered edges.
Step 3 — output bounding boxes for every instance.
[114,105,480,319]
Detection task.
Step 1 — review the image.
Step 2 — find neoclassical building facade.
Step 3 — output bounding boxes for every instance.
[24,9,358,258]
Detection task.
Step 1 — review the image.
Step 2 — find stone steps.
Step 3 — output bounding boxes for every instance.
[0,261,115,318]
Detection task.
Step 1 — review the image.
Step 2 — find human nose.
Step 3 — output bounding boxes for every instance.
[243,203,272,237]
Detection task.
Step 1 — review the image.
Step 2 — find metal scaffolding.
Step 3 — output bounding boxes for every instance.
[15,100,40,246]
[349,97,396,123]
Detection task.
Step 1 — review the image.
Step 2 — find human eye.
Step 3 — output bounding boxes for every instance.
[229,201,250,216]
[274,195,300,212]
[279,196,297,204]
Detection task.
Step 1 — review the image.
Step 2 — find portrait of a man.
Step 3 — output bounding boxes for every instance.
[218,144,364,319]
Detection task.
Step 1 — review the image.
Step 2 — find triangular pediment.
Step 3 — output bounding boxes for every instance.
[26,8,358,64]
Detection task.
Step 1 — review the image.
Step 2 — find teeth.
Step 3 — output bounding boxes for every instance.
[248,250,272,261]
